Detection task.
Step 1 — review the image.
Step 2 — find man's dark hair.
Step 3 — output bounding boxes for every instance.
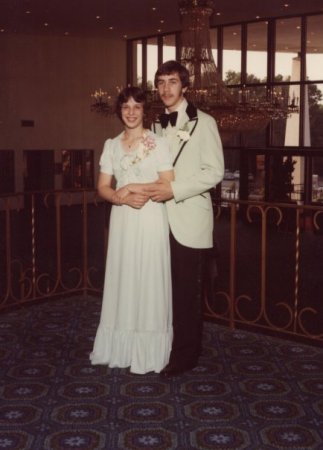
[154,60,190,89]
[115,86,146,120]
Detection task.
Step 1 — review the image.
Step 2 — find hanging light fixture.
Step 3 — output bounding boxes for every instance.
[91,0,297,138]
[90,88,120,115]
[177,0,295,137]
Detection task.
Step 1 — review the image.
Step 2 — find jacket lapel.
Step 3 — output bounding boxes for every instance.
[153,101,199,166]
[173,102,198,166]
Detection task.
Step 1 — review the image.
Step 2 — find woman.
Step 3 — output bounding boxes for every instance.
[90,87,174,374]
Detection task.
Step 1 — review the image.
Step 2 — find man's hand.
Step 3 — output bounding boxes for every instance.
[144,179,174,202]
[122,192,149,209]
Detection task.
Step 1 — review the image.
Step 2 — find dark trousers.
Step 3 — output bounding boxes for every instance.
[169,231,206,366]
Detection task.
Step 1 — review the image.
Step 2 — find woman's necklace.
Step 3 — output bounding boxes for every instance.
[126,136,141,148]
[123,130,146,150]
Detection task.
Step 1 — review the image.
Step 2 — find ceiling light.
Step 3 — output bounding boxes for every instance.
[108,26,114,30]
[96,16,101,19]
[25,10,31,14]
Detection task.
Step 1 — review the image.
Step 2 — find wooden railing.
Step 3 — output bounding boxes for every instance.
[1,190,323,344]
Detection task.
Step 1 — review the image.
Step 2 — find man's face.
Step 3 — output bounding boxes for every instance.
[156,72,187,112]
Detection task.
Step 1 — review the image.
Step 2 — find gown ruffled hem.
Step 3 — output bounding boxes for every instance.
[90,325,173,374]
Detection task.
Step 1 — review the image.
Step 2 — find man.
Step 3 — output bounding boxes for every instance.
[149,60,224,376]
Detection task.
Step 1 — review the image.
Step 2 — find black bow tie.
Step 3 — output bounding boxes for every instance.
[160,111,178,128]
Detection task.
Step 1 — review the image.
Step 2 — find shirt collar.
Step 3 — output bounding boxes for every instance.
[165,98,188,129]
[165,98,188,116]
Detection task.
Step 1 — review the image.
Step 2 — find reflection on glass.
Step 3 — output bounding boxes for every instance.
[163,34,176,62]
[62,150,94,189]
[221,149,240,200]
[223,25,241,84]
[244,128,266,148]
[309,83,323,147]
[147,37,158,89]
[249,154,265,200]
[247,21,268,82]
[306,15,323,81]
[275,18,301,81]
[271,83,300,147]
[312,157,323,202]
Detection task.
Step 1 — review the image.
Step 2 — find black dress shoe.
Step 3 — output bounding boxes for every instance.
[160,361,197,377]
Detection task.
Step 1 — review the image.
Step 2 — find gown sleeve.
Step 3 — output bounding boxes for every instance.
[99,139,114,175]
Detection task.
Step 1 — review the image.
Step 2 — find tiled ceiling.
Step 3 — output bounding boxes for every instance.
[1,0,323,40]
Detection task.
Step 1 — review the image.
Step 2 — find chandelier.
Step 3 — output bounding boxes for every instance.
[91,88,119,115]
[91,0,297,138]
[176,0,297,136]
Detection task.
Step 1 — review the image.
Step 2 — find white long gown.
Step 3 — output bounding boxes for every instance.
[90,131,173,374]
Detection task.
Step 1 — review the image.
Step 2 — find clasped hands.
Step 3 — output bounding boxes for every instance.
[113,179,173,209]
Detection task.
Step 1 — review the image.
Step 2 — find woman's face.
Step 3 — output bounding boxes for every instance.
[121,96,144,129]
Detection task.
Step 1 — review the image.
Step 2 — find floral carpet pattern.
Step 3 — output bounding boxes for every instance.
[0,296,323,450]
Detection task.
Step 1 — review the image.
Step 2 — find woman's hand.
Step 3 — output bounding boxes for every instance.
[123,183,148,195]
[115,185,130,199]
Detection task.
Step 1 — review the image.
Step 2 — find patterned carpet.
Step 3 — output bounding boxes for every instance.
[0,296,323,450]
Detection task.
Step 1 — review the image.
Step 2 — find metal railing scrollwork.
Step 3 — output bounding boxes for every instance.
[1,190,323,344]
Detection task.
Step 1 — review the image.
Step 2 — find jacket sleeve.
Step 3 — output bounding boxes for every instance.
[171,114,224,202]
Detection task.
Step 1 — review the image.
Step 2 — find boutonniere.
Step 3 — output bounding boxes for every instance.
[176,123,191,142]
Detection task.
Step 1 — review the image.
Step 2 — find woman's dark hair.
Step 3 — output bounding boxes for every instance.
[154,60,190,89]
[115,86,146,120]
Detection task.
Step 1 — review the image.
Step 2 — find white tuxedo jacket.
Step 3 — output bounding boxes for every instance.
[153,103,224,249]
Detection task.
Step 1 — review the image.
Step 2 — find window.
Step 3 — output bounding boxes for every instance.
[247,21,268,82]
[275,18,301,81]
[163,34,176,62]
[62,150,94,189]
[223,25,241,84]
[23,150,54,191]
[128,11,323,204]
[306,15,323,82]
[210,28,218,66]
[132,40,142,87]
[147,37,158,90]
[0,150,15,194]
